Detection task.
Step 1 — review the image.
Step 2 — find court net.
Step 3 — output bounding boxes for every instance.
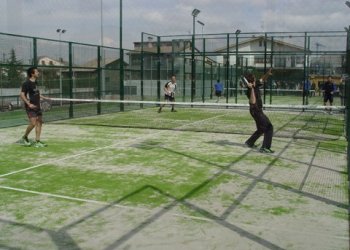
[43,98,346,141]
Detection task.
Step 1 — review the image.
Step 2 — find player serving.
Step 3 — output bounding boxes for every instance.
[158,74,177,113]
[245,68,274,153]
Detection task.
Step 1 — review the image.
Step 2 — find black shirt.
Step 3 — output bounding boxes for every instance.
[21,79,40,110]
[322,81,335,95]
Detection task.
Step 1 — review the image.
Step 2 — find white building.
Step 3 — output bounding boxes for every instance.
[215,36,307,69]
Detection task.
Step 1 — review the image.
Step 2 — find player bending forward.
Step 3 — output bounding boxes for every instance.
[158,75,177,113]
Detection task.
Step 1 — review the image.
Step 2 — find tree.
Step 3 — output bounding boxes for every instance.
[6,49,24,87]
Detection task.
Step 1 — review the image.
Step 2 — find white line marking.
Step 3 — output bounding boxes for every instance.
[0,185,212,222]
[0,144,116,178]
[1,112,227,178]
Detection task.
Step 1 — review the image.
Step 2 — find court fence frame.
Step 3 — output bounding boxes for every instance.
[0,30,349,180]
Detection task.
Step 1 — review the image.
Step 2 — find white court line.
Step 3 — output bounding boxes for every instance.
[0,185,212,222]
[0,184,347,241]
[1,112,228,178]
[0,144,117,178]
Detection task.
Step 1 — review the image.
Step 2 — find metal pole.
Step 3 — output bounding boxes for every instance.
[157,36,161,101]
[59,33,62,104]
[226,33,229,104]
[235,33,239,103]
[68,42,73,118]
[191,9,200,103]
[119,0,124,111]
[140,32,144,108]
[202,38,205,102]
[191,20,196,102]
[263,32,267,105]
[97,46,101,114]
[345,26,350,182]
[57,29,66,105]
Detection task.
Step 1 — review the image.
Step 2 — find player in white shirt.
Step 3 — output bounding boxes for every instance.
[158,75,177,113]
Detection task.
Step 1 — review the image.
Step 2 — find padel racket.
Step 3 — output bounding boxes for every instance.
[241,76,249,87]
[41,100,52,112]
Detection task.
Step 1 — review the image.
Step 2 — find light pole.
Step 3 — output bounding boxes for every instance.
[192,9,200,39]
[191,8,200,102]
[56,28,66,105]
[197,20,204,38]
[148,36,154,96]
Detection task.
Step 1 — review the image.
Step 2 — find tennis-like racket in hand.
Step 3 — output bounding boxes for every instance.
[40,100,52,112]
[241,76,249,87]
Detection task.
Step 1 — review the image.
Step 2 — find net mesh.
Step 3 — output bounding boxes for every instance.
[31,98,346,142]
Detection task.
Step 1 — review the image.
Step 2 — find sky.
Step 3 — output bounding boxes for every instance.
[1,0,350,50]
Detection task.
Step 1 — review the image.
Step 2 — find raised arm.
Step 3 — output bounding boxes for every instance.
[260,68,273,82]
[247,83,256,105]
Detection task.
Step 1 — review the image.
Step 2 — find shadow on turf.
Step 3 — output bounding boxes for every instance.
[0,218,81,250]
[1,112,347,249]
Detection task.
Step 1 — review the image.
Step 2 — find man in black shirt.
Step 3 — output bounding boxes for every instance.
[245,68,274,153]
[322,76,335,108]
[19,66,50,147]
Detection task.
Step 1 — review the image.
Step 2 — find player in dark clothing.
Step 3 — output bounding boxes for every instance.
[19,66,50,147]
[245,68,274,153]
[322,76,335,108]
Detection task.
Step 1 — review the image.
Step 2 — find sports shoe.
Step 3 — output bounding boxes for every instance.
[32,141,48,148]
[245,142,258,148]
[259,147,274,153]
[17,136,32,146]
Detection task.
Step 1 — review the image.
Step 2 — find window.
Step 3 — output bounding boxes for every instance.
[274,57,286,67]
[254,56,271,64]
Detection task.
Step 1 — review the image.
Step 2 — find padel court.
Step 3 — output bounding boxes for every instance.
[0,106,348,249]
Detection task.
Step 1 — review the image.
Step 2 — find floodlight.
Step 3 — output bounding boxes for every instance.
[197,20,204,26]
[192,8,200,17]
[346,1,350,8]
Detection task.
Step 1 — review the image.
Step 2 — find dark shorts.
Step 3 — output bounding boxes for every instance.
[26,109,42,118]
[323,93,333,103]
[250,105,272,132]
[215,91,222,97]
[164,95,175,102]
